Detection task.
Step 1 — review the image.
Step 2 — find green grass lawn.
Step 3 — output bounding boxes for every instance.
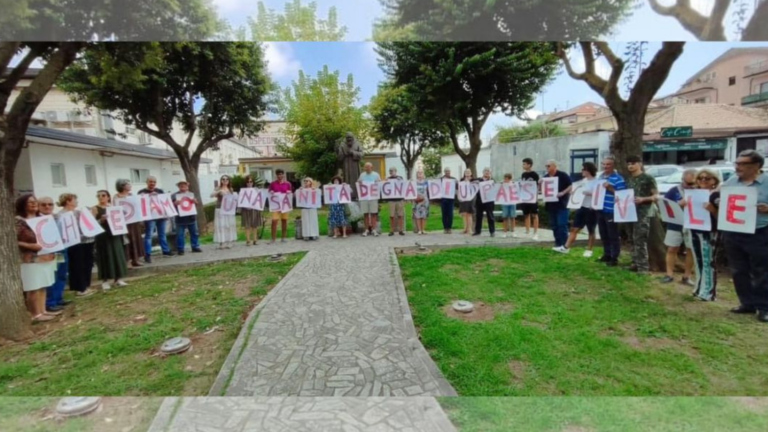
[0,255,303,396]
[200,203,476,244]
[0,397,161,432]
[398,247,768,396]
[440,397,768,432]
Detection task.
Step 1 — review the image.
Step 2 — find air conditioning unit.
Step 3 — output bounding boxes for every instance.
[45,111,59,122]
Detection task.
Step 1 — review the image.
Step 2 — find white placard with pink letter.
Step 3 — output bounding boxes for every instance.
[442,178,457,199]
[658,198,684,226]
[427,180,443,200]
[613,190,638,223]
[339,185,352,204]
[114,195,144,224]
[541,177,559,203]
[457,181,478,202]
[718,187,758,234]
[517,181,538,204]
[403,181,419,201]
[479,181,499,204]
[142,194,167,220]
[323,185,341,204]
[381,180,405,200]
[495,183,520,205]
[220,193,238,216]
[26,215,65,254]
[567,181,587,210]
[106,206,129,236]
[177,193,198,217]
[591,182,607,211]
[78,207,105,237]
[683,190,712,231]
[157,193,178,217]
[57,212,81,249]
[356,182,380,201]
[296,188,322,209]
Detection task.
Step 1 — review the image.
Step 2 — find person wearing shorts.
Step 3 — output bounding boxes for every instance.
[501,173,517,238]
[661,168,697,285]
[564,162,599,257]
[520,158,540,240]
[358,163,382,236]
[268,169,292,243]
[386,168,405,236]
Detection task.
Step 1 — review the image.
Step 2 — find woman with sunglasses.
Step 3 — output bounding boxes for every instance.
[92,190,129,290]
[689,169,721,301]
[211,175,237,249]
[15,194,58,322]
[240,175,263,246]
[115,179,145,268]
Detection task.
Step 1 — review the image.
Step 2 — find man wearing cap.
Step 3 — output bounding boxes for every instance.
[172,180,202,255]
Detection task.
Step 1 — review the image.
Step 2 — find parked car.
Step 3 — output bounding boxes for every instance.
[656,166,736,195]
[644,164,683,180]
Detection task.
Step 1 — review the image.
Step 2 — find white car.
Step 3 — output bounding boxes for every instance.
[644,165,683,180]
[656,166,736,195]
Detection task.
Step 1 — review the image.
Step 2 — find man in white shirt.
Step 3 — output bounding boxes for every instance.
[358,163,382,237]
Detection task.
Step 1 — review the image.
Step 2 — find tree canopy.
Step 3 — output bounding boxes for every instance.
[237,0,347,41]
[0,0,222,40]
[376,42,560,175]
[377,0,634,40]
[277,66,369,183]
[369,83,448,178]
[495,122,567,143]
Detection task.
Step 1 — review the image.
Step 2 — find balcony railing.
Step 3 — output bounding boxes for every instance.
[745,61,768,77]
[742,92,768,106]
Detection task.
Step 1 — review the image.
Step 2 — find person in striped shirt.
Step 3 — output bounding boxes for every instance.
[596,156,626,267]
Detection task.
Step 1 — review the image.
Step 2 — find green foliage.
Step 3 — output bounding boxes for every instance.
[0,0,222,40]
[495,122,567,143]
[377,0,633,40]
[377,42,560,174]
[369,83,449,177]
[231,173,266,192]
[420,145,453,178]
[245,0,347,41]
[277,66,369,183]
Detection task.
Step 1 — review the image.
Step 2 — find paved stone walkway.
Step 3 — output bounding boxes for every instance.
[148,397,457,432]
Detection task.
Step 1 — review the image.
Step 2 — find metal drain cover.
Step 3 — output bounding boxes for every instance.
[161,337,192,354]
[268,254,285,262]
[56,397,101,417]
[452,301,474,313]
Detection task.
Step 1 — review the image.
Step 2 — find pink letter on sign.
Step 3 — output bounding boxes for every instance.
[683,190,712,231]
[34,217,60,249]
[107,207,128,235]
[718,187,757,234]
[726,194,747,225]
[542,177,559,203]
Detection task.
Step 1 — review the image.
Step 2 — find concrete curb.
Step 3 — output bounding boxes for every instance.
[388,248,458,397]
[207,250,315,397]
[146,397,180,432]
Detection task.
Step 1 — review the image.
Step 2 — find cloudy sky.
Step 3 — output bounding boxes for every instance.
[264,41,768,144]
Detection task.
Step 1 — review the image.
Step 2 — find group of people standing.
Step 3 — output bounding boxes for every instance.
[15,176,202,322]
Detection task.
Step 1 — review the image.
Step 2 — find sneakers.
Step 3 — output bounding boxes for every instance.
[374,231,380,237]
[660,275,674,283]
[76,288,95,297]
[144,256,152,264]
[552,246,569,254]
[583,250,593,258]
[102,282,111,291]
[399,232,405,236]
[192,248,203,253]
[681,277,695,287]
[511,232,518,238]
[389,232,394,237]
[532,234,539,241]
[502,232,508,239]
[116,280,128,287]
[362,231,368,237]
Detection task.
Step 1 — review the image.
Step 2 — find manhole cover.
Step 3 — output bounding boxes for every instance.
[56,397,101,417]
[268,254,285,262]
[452,301,474,313]
[161,337,192,354]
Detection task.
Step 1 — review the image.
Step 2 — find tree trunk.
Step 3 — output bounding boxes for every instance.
[0,152,33,341]
[612,112,666,273]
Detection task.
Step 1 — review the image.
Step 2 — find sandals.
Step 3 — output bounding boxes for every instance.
[32,314,56,323]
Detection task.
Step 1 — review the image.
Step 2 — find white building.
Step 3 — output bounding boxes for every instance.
[440,147,492,179]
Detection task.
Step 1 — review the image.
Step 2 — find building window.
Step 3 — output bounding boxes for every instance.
[51,163,66,187]
[694,97,708,104]
[85,165,97,186]
[761,82,768,94]
[729,76,736,86]
[130,168,150,184]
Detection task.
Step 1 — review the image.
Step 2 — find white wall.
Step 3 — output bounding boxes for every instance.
[440,148,492,179]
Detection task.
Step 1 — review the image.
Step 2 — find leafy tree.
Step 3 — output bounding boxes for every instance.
[648,0,768,41]
[59,42,272,232]
[0,3,220,341]
[377,42,560,176]
[277,66,369,183]
[369,83,449,179]
[559,42,685,272]
[420,145,454,178]
[241,0,347,41]
[495,122,567,143]
[377,0,634,40]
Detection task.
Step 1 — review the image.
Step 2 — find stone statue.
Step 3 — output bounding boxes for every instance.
[336,132,364,197]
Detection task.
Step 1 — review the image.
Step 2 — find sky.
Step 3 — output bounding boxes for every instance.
[213,0,758,42]
[263,41,768,144]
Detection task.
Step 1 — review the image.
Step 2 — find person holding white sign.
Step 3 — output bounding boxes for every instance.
[542,160,573,253]
[520,158,540,240]
[239,175,263,246]
[173,180,203,254]
[268,169,293,244]
[115,179,146,268]
[458,169,476,235]
[358,163,382,237]
[15,194,58,322]
[473,168,496,237]
[660,169,697,286]
[687,169,721,301]
[328,176,349,239]
[58,194,97,298]
[440,168,458,233]
[500,173,518,238]
[564,162,598,257]
[596,156,627,267]
[413,170,430,235]
[385,168,406,236]
[211,175,238,249]
[138,176,172,263]
[299,178,320,241]
[625,156,658,274]
[713,150,768,322]
[39,197,68,314]
[92,190,129,291]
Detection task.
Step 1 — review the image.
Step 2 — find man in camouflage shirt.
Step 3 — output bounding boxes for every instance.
[626,155,658,274]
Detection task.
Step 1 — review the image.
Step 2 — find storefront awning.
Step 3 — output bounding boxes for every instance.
[643,139,727,153]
